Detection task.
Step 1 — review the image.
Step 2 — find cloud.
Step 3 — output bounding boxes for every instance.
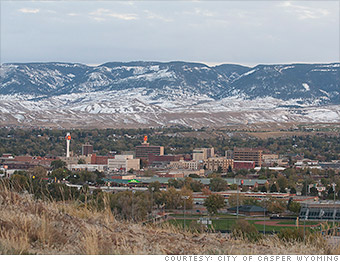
[89,8,138,21]
[18,8,40,14]
[278,1,330,20]
[144,10,172,22]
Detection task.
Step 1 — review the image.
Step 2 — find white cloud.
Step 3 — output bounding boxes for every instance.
[144,10,172,22]
[278,2,330,20]
[18,8,40,14]
[89,8,138,21]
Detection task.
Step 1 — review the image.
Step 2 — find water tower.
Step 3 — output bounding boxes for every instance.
[65,133,71,158]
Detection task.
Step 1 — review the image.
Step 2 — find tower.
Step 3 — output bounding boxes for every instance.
[65,133,71,158]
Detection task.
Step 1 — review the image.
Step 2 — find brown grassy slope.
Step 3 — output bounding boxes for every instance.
[0,187,339,255]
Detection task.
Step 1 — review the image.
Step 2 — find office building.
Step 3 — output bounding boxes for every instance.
[82,143,93,156]
[193,148,214,161]
[233,148,263,167]
[108,155,140,171]
[203,157,233,172]
[135,137,164,160]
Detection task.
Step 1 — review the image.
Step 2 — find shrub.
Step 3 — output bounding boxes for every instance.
[278,227,322,244]
[278,228,304,242]
[231,219,262,242]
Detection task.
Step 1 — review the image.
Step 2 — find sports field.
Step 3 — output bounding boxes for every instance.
[166,215,331,233]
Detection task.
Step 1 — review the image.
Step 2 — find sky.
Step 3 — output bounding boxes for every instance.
[1,0,339,66]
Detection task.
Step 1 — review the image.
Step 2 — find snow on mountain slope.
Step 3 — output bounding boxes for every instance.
[0,61,339,128]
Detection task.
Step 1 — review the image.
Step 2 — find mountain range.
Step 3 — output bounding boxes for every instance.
[0,61,339,128]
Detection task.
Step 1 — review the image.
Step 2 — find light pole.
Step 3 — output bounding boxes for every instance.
[263,202,266,235]
[237,178,239,219]
[332,183,336,228]
[151,187,155,222]
[237,179,243,219]
[303,173,308,243]
[182,196,189,230]
[131,189,135,222]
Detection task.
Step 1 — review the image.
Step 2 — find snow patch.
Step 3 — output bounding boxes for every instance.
[302,83,310,91]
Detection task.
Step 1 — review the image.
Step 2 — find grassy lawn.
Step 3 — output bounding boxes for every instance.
[166,218,319,233]
[169,213,236,219]
[276,220,319,225]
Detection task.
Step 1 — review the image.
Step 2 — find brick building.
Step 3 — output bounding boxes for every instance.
[233,148,263,167]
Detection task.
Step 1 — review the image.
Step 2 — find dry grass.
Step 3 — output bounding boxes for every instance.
[0,183,338,255]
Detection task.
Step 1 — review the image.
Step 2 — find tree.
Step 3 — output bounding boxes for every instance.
[264,198,286,214]
[51,159,66,170]
[290,187,297,194]
[309,187,319,196]
[204,194,225,215]
[209,177,228,192]
[301,182,309,196]
[288,201,301,214]
[270,183,278,193]
[29,166,47,179]
[260,185,267,193]
[163,187,182,209]
[227,194,246,207]
[148,181,161,193]
[50,168,70,181]
[78,158,86,164]
[229,184,237,190]
[180,187,193,210]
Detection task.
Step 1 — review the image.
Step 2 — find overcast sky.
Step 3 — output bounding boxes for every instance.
[1,1,339,66]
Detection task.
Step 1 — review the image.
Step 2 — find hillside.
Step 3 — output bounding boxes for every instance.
[0,185,338,255]
[0,62,339,128]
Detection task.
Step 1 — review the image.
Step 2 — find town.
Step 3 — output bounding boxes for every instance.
[1,127,340,238]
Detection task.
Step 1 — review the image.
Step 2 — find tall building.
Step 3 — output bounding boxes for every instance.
[108,155,140,171]
[233,148,262,167]
[193,148,214,161]
[203,157,233,172]
[82,143,93,156]
[225,150,233,159]
[135,136,164,160]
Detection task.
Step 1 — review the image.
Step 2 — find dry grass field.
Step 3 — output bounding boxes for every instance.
[0,184,339,255]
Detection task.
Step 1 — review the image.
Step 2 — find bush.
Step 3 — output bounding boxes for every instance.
[231,219,262,242]
[278,228,304,242]
[277,227,322,244]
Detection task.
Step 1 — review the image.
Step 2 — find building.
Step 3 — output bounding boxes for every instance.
[135,138,164,160]
[262,154,280,166]
[295,159,321,169]
[169,160,199,170]
[319,161,340,170]
[193,148,214,161]
[90,154,115,165]
[68,164,107,172]
[108,155,140,171]
[227,205,267,216]
[1,155,58,170]
[233,161,255,170]
[82,143,93,156]
[203,157,233,172]
[148,154,183,166]
[233,148,263,167]
[225,150,233,159]
[299,202,340,221]
[59,155,92,165]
